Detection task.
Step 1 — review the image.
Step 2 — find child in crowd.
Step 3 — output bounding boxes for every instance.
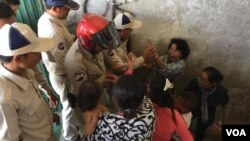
[154,38,190,83]
[171,91,198,141]
[174,91,198,127]
[147,73,193,141]
[78,80,108,136]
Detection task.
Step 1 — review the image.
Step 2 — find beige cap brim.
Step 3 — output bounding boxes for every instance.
[131,20,142,29]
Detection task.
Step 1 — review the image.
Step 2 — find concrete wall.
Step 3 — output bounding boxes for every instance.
[67,0,250,124]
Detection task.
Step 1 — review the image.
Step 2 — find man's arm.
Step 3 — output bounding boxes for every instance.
[32,65,58,108]
[103,49,127,70]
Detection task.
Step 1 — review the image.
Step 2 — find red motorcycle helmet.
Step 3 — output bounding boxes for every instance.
[76,13,120,52]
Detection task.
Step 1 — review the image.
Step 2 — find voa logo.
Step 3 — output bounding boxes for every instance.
[226,129,246,136]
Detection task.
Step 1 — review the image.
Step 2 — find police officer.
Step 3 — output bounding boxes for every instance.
[0,2,58,108]
[37,0,80,140]
[103,12,157,72]
[65,13,120,100]
[64,14,122,132]
[0,23,56,141]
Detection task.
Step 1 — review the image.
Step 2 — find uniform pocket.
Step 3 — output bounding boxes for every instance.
[26,98,43,122]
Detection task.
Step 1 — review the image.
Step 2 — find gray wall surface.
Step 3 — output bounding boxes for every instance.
[67,0,250,124]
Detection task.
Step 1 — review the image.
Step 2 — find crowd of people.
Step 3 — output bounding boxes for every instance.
[0,0,230,141]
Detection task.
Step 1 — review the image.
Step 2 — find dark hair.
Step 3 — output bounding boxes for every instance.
[0,55,13,62]
[6,0,20,5]
[176,91,198,113]
[148,73,177,123]
[0,53,30,63]
[0,2,15,19]
[113,74,144,120]
[78,80,101,112]
[168,38,190,60]
[148,73,174,108]
[133,66,154,89]
[202,66,223,84]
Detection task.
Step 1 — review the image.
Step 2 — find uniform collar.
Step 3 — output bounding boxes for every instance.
[44,12,66,27]
[80,45,97,60]
[79,45,106,71]
[0,64,33,91]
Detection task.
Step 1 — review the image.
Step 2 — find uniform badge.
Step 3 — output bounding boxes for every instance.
[74,72,85,81]
[58,42,65,50]
[107,50,114,56]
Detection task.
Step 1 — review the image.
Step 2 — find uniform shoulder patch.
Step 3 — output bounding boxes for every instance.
[74,72,85,81]
[58,42,65,50]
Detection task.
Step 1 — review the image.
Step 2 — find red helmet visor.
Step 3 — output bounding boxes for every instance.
[91,22,121,50]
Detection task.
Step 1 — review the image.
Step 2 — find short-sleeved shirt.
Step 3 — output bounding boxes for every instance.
[64,40,106,96]
[32,65,53,94]
[0,65,54,141]
[38,12,74,76]
[158,55,185,83]
[88,97,156,141]
[103,40,144,70]
[185,78,229,125]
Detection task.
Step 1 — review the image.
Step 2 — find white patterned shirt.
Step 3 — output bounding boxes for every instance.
[88,97,155,141]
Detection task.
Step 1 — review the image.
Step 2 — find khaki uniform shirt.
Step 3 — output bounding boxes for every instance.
[65,40,106,96]
[0,65,54,141]
[103,40,144,70]
[38,12,74,76]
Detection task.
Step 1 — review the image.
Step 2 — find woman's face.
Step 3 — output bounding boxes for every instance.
[198,71,216,91]
[167,43,181,62]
